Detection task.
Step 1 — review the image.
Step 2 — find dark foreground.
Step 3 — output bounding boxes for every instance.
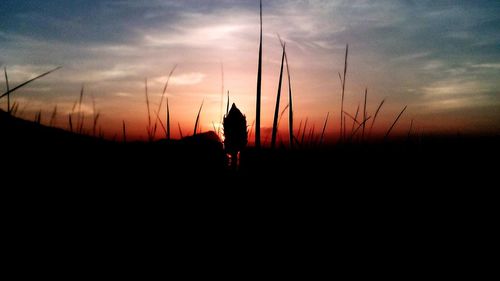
[0,108,500,180]
[2,110,497,256]
[2,109,498,187]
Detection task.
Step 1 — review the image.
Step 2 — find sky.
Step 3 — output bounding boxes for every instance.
[1,0,499,142]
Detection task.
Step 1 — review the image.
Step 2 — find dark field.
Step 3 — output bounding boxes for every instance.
[3,108,498,248]
[2,108,497,187]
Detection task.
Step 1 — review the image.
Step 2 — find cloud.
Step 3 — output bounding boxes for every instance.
[471,63,500,69]
[392,52,431,62]
[114,92,133,97]
[420,95,492,111]
[65,103,94,115]
[155,73,206,86]
[419,78,497,112]
[447,31,471,40]
[422,79,489,97]
[78,68,135,83]
[422,60,446,71]
[58,65,140,84]
[143,23,251,48]
[3,64,60,83]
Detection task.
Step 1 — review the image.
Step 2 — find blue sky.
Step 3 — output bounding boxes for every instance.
[1,0,499,139]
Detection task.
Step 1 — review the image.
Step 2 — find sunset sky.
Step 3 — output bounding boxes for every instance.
[1,0,499,141]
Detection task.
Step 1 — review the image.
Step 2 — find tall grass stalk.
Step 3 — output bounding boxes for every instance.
[369,99,385,137]
[166,98,170,140]
[362,88,367,141]
[69,114,73,132]
[153,65,176,138]
[351,103,360,134]
[10,102,19,116]
[278,35,294,148]
[122,120,126,143]
[35,110,42,124]
[4,67,10,113]
[285,51,294,148]
[301,118,308,145]
[276,104,289,130]
[255,0,263,148]
[339,44,348,141]
[92,95,100,136]
[275,104,289,145]
[77,85,84,127]
[297,119,303,141]
[343,115,346,141]
[219,62,224,136]
[344,111,360,126]
[407,119,414,140]
[93,113,100,137]
[49,105,57,127]
[320,112,330,145]
[286,53,294,148]
[193,100,204,135]
[248,120,255,140]
[0,66,61,99]
[350,116,372,141]
[308,124,316,147]
[155,111,167,136]
[178,122,184,139]
[144,78,152,141]
[385,105,408,140]
[78,114,85,134]
[226,91,230,116]
[271,42,286,149]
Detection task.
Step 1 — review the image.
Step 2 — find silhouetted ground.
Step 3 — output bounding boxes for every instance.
[3,109,498,254]
[241,136,499,183]
[2,109,498,190]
